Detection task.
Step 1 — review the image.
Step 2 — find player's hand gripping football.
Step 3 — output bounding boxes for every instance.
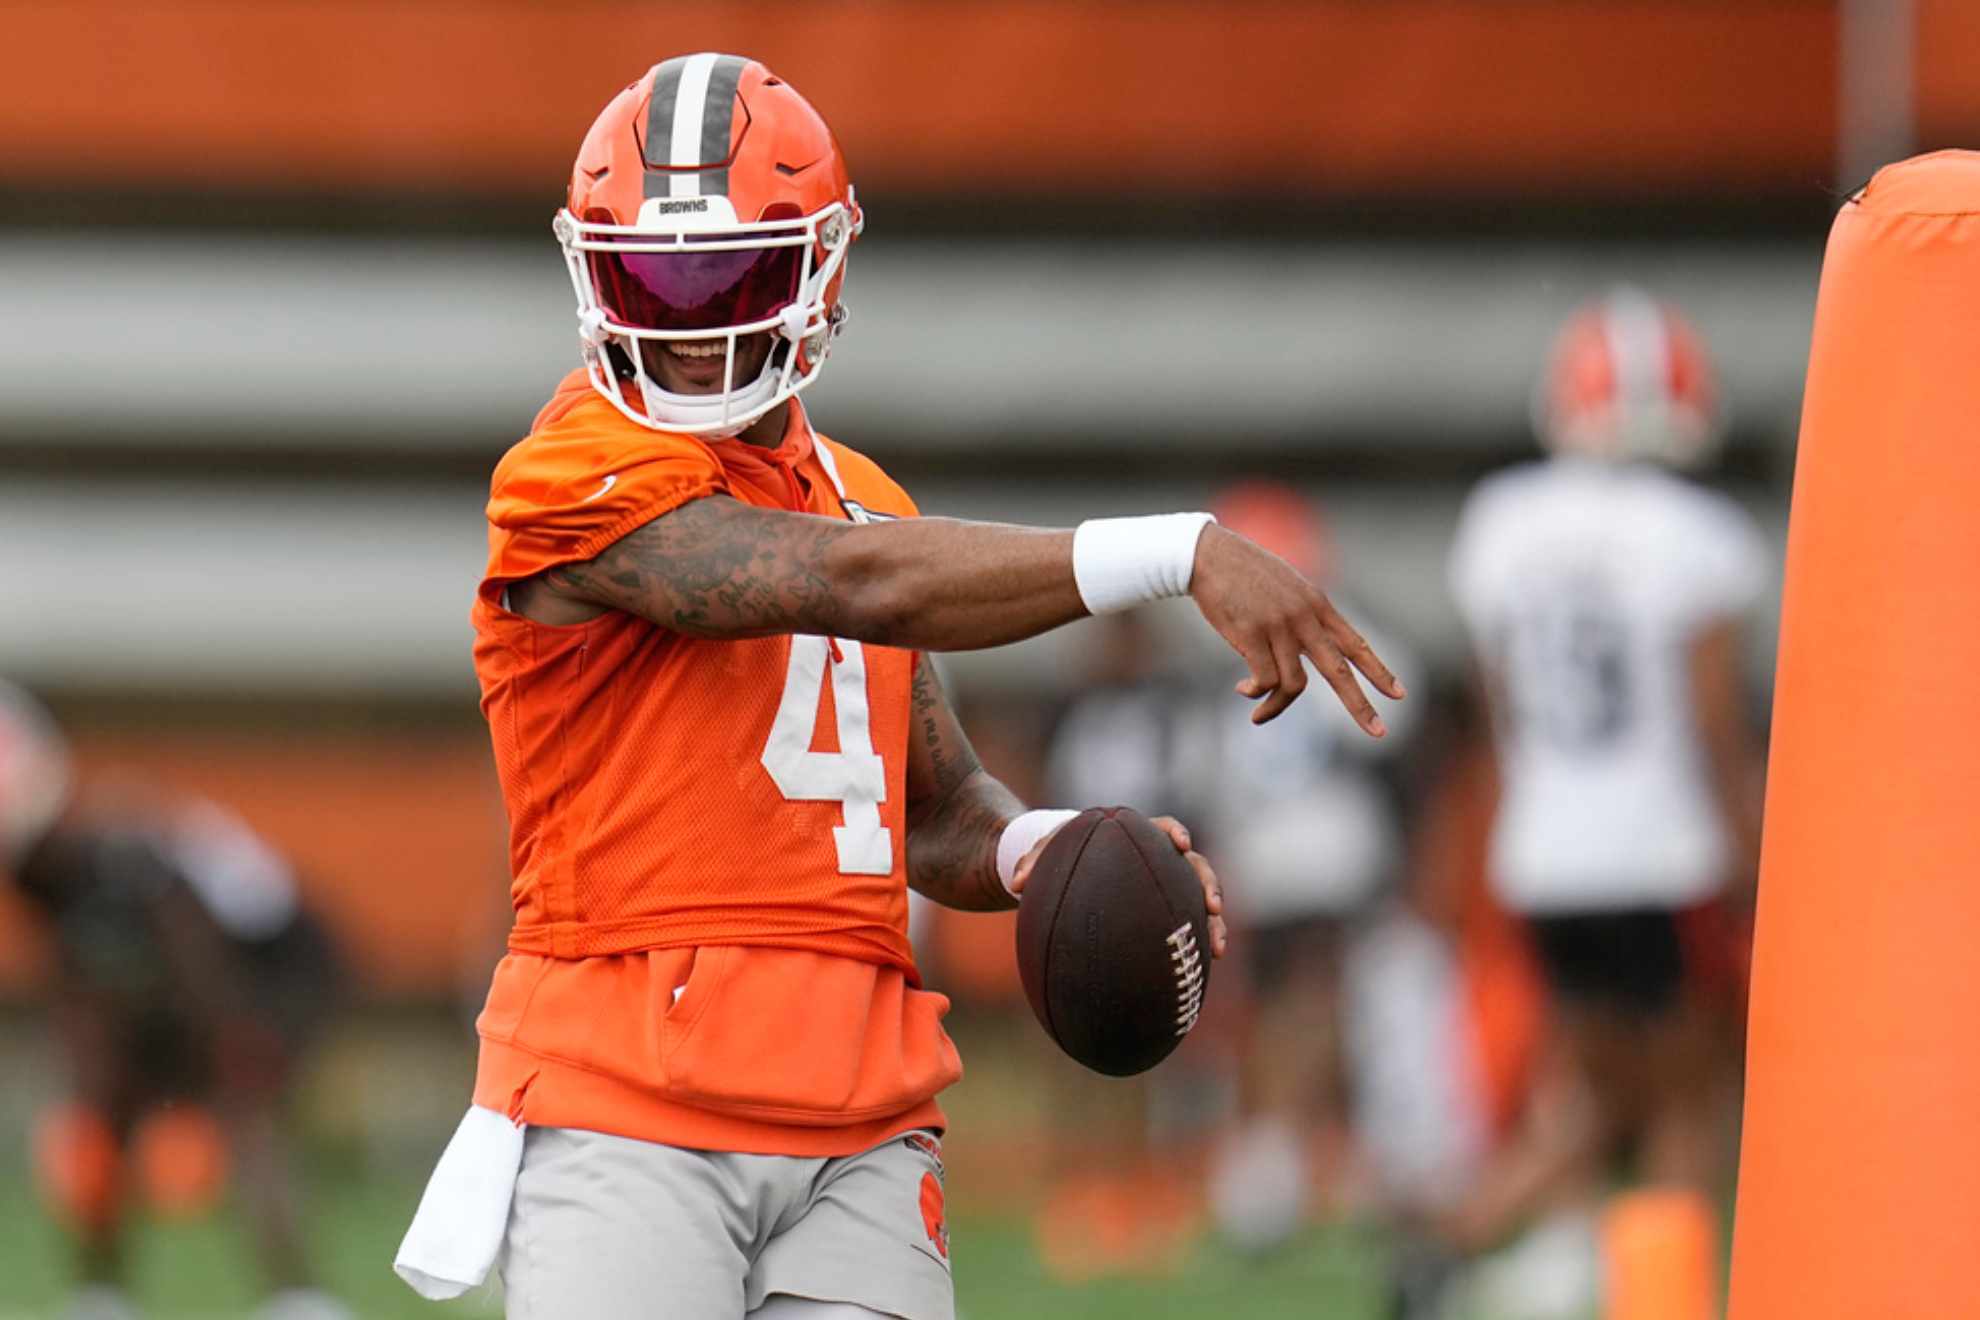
[1009,816,1227,959]
[1189,523,1405,729]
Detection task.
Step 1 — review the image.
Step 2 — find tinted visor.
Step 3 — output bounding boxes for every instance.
[588,238,805,332]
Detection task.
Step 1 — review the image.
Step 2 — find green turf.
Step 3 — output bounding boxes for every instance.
[954,1216,1391,1320]
[0,1164,1397,1319]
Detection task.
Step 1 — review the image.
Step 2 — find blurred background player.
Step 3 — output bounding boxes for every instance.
[1027,608,1208,1277]
[1033,485,1441,1262]
[0,681,347,1320]
[1435,288,1767,1319]
[1186,485,1430,1251]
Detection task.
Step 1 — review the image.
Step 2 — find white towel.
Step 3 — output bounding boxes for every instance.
[394,1104,526,1300]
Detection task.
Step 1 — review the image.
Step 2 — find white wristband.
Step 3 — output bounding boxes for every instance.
[996,808,1082,898]
[1071,513,1216,615]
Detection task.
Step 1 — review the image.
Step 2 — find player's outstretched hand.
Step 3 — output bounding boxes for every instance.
[1189,523,1404,730]
[1008,815,1227,959]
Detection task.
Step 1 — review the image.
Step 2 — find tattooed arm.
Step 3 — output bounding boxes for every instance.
[903,658,1025,912]
[524,495,1085,650]
[508,494,1402,729]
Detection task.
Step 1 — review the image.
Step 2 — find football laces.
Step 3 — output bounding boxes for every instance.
[1166,924,1207,1036]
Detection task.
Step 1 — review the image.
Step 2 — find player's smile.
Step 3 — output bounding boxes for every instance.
[646,332,773,395]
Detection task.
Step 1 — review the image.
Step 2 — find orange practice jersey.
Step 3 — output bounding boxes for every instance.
[469,370,959,1156]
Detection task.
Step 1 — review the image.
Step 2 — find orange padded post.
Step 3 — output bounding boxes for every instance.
[1729,150,1980,1320]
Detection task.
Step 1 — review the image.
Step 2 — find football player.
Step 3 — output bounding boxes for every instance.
[1025,609,1209,1280]
[1436,289,1767,1316]
[1039,488,1432,1260]
[393,54,1402,1320]
[1187,485,1425,1250]
[0,681,347,1320]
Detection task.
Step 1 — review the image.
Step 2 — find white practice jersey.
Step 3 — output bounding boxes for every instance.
[1047,613,1419,926]
[1178,609,1419,924]
[1449,459,1767,913]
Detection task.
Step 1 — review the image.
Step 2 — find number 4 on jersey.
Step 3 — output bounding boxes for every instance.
[759,635,893,875]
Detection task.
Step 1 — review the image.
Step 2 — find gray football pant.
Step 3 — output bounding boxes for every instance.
[501,1126,955,1320]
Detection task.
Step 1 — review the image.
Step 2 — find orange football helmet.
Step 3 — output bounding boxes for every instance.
[555,54,863,435]
[1534,287,1721,469]
[0,679,69,867]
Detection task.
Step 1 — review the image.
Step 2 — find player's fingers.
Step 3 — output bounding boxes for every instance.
[1298,618,1386,737]
[1182,850,1227,958]
[1319,600,1406,700]
[1229,633,1279,702]
[1250,631,1307,725]
[1250,686,1293,724]
[1184,849,1223,917]
[1008,834,1053,897]
[1150,816,1192,854]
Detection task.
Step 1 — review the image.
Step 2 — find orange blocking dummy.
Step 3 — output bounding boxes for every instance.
[1730,150,1980,1319]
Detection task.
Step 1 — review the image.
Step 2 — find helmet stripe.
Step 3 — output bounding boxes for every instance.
[665,53,718,198]
[697,55,749,198]
[1601,286,1671,421]
[641,52,747,201]
[641,56,689,193]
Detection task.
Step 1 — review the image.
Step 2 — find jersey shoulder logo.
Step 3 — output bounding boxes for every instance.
[580,474,619,503]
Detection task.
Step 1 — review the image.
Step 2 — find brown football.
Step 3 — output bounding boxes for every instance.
[1015,806,1211,1077]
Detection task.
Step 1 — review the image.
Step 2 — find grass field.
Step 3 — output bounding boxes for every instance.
[0,1162,1396,1319]
[0,1012,1517,1318]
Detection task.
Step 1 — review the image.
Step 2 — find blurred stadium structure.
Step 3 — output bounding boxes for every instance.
[1,2,1976,1315]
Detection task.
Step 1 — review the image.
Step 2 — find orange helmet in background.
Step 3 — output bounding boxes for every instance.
[1211,482,1334,585]
[555,54,863,435]
[1534,287,1721,469]
[0,679,70,868]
